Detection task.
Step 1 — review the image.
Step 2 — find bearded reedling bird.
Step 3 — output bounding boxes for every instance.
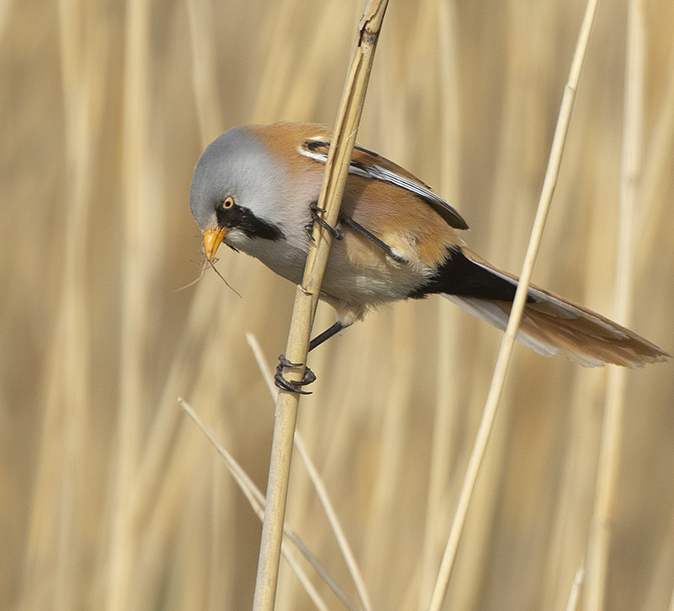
[189,122,669,391]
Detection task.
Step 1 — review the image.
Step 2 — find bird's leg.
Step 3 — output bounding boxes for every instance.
[338,212,406,263]
[306,201,344,241]
[274,354,317,395]
[305,200,404,263]
[309,321,346,352]
[274,321,349,393]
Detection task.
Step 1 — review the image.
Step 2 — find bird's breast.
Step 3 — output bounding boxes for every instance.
[224,227,308,285]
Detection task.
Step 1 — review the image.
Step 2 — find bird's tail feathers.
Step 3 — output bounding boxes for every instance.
[442,249,669,367]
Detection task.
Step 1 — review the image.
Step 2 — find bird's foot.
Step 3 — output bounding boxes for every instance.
[274,354,317,395]
[306,201,344,241]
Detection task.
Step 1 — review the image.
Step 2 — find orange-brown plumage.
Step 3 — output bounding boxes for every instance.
[190,122,670,368]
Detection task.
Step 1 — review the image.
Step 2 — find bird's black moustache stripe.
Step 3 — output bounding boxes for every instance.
[216,203,285,241]
[409,247,535,302]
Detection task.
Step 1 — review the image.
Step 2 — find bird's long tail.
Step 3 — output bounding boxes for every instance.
[438,248,669,367]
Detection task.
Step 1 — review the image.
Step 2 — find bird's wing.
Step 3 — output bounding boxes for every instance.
[298,137,469,230]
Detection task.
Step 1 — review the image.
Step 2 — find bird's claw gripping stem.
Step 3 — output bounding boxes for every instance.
[306,202,344,241]
[274,354,317,395]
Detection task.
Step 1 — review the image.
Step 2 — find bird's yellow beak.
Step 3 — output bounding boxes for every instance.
[203,227,227,261]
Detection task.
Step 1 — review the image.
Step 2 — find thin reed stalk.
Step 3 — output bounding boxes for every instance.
[246,333,373,611]
[252,3,389,610]
[179,398,362,611]
[427,0,600,608]
[566,565,585,611]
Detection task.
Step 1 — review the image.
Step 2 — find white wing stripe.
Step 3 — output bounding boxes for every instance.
[298,140,468,229]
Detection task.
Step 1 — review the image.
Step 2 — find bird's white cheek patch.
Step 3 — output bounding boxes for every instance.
[223,228,248,249]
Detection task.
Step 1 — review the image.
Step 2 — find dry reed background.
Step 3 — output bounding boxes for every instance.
[1,0,674,609]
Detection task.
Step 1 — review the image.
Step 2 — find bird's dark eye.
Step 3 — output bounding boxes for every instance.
[222,196,235,209]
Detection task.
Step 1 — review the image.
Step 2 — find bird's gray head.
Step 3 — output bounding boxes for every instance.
[190,126,286,259]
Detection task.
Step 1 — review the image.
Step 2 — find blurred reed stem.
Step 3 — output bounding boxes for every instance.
[428,0,600,608]
[585,1,645,609]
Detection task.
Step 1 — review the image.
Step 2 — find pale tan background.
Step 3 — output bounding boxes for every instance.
[1,0,673,609]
